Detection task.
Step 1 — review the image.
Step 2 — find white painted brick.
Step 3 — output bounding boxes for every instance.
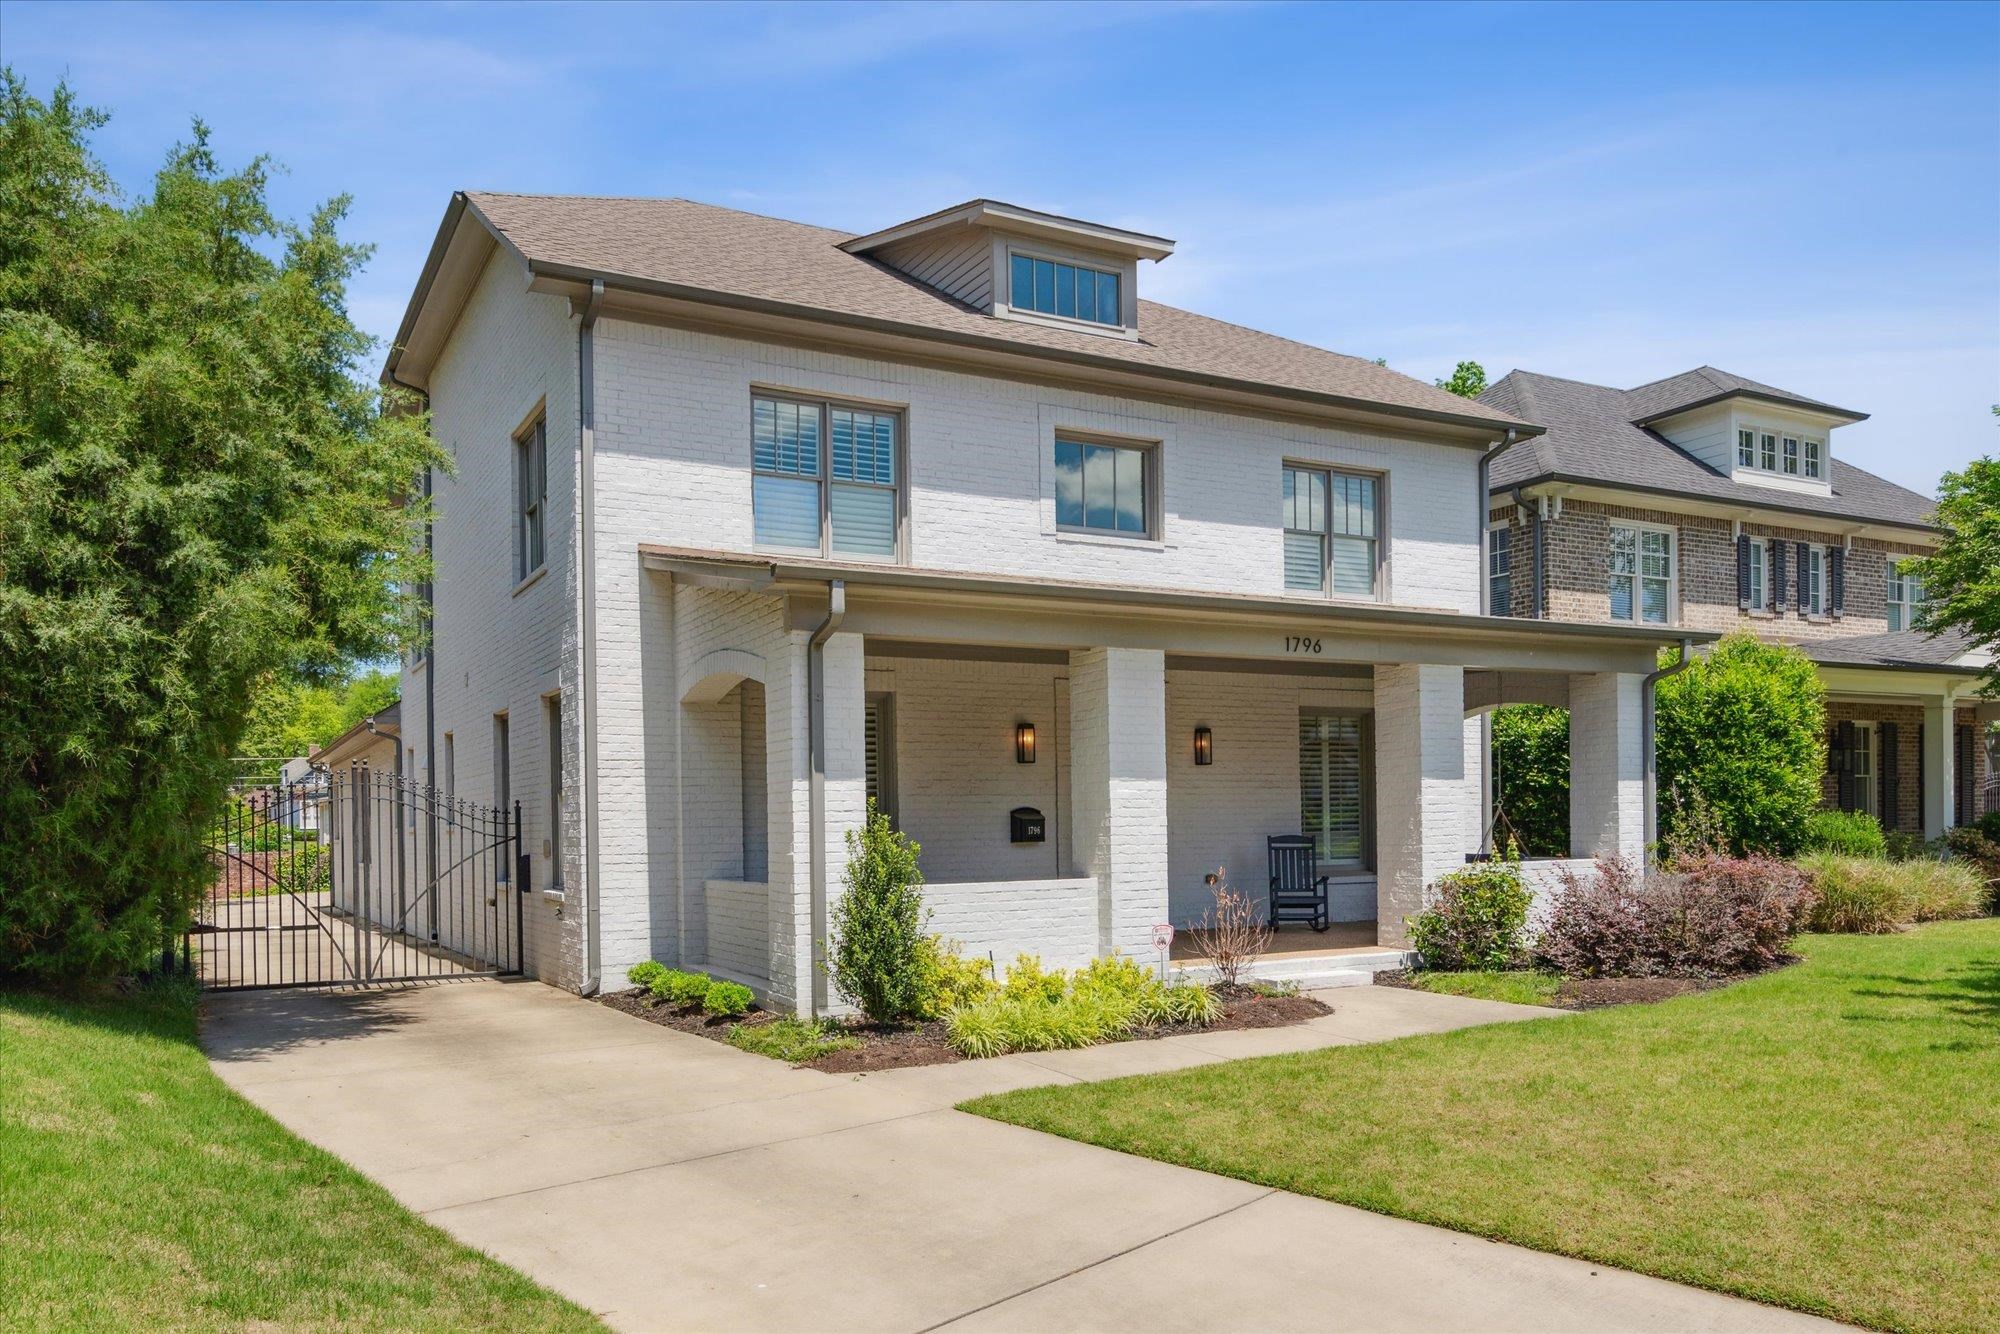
[1373,663,1468,947]
[1568,671,1645,863]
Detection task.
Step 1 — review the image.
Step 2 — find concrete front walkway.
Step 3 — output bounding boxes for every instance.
[204,981,1832,1334]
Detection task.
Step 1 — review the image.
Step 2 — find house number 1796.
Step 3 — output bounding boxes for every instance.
[1284,636,1323,654]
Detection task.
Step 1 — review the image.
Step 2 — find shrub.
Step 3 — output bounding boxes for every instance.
[1940,827,2000,909]
[702,981,755,1018]
[827,801,927,1024]
[1979,811,2000,845]
[1654,635,1827,856]
[1801,853,1986,933]
[1491,704,1570,857]
[1802,809,1887,859]
[1000,954,1067,1005]
[648,968,713,1008]
[1535,854,1814,978]
[1165,983,1223,1025]
[1185,868,1269,987]
[1408,861,1530,972]
[626,960,667,990]
[724,1017,857,1064]
[945,1003,1012,1059]
[913,936,996,1020]
[1884,829,1928,862]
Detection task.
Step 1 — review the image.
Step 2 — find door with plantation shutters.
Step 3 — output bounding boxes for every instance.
[1299,711,1372,868]
[865,693,897,824]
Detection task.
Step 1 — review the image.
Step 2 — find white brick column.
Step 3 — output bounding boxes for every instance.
[1923,695,1955,839]
[1067,647,1168,958]
[1568,671,1645,862]
[816,631,868,1011]
[1374,664,1468,948]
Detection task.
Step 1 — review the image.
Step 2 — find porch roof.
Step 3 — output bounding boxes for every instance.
[639,544,1715,673]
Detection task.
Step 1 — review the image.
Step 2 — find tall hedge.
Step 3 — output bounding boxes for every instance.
[1654,634,1826,856]
[1491,704,1570,856]
[0,76,441,981]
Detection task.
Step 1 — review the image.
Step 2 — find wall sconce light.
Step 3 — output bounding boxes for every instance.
[1015,722,1037,764]
[1193,726,1214,766]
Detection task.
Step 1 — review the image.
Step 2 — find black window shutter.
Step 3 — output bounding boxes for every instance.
[1916,722,1925,824]
[1736,535,1751,609]
[1771,541,1787,613]
[1796,542,1810,612]
[1829,546,1845,616]
[1880,721,1899,830]
[1834,721,1856,811]
[1958,724,1975,825]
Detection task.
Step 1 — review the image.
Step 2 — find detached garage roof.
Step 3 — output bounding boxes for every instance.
[386,192,1537,441]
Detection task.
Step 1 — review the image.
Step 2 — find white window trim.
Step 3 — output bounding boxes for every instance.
[514,409,548,584]
[1046,423,1166,544]
[1803,543,1829,618]
[1608,520,1678,626]
[1283,461,1386,603]
[1486,520,1513,616]
[749,390,909,563]
[1851,721,1878,817]
[1299,706,1375,872]
[1886,556,1923,632]
[1803,438,1825,480]
[1747,538,1770,613]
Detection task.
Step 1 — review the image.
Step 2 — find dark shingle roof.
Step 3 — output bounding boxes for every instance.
[1482,370,1934,531]
[1800,627,1982,670]
[1622,366,1865,424]
[455,193,1531,434]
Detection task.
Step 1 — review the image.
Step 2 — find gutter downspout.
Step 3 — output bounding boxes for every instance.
[806,580,847,1016]
[1642,638,1695,858]
[578,279,605,994]
[422,468,438,936]
[1475,430,1518,855]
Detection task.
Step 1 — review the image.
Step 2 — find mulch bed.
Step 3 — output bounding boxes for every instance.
[595,984,1331,1072]
[1375,966,1787,1010]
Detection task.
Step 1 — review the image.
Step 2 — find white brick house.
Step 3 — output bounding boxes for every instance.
[385,193,1703,1011]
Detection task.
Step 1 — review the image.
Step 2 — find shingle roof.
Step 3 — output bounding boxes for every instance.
[1800,627,1983,670]
[1482,370,1934,530]
[1623,366,1865,424]
[454,192,1531,434]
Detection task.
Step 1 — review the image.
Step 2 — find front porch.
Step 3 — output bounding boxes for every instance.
[631,550,1685,1015]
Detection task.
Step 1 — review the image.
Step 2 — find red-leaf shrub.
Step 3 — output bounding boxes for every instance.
[1535,854,1816,978]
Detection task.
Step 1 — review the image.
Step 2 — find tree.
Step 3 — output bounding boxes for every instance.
[1491,704,1569,856]
[828,802,927,1024]
[1654,635,1827,856]
[0,75,442,981]
[1907,448,2000,696]
[1435,360,1488,399]
[239,668,400,757]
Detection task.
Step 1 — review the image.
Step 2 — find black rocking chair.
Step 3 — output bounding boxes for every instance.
[1267,835,1331,933]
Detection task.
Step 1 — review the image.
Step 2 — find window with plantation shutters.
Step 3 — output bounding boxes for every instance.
[1299,711,1371,867]
[1281,466,1379,598]
[864,694,896,823]
[753,395,902,558]
[1608,524,1672,624]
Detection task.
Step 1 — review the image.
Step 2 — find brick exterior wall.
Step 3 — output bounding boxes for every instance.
[1819,703,1987,834]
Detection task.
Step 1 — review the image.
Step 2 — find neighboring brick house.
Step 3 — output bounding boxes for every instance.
[382,193,1699,1008]
[1481,367,1995,838]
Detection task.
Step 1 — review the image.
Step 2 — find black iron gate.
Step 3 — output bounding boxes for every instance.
[191,765,528,990]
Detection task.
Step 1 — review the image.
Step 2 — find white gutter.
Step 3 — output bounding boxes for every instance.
[1642,638,1695,856]
[806,579,846,1015]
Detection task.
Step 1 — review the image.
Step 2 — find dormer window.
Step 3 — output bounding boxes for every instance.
[1009,252,1121,327]
[1737,429,1755,467]
[1782,436,1800,475]
[1804,439,1824,479]
[1759,432,1777,471]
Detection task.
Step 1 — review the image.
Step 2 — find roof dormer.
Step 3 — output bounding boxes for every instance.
[1622,367,1866,499]
[840,199,1174,340]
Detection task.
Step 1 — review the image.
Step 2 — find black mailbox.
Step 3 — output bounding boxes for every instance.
[1009,806,1046,844]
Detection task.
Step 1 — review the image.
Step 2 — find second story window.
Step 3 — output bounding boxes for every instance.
[515,415,547,581]
[1805,545,1827,616]
[1738,429,1755,468]
[1886,558,1925,632]
[1747,539,1769,611]
[1782,436,1801,475]
[752,395,901,559]
[1804,439,1824,479]
[1009,252,1121,326]
[1487,525,1512,615]
[1609,524,1672,624]
[1280,465,1378,598]
[1055,436,1153,538]
[1759,432,1778,471]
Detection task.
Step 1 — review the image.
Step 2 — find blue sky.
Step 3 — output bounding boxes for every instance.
[6,0,1996,493]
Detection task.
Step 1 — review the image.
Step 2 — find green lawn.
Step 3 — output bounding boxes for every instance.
[967,922,2000,1334]
[1398,967,1562,1006]
[0,980,602,1331]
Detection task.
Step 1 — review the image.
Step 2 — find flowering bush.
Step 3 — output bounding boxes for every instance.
[1535,854,1815,978]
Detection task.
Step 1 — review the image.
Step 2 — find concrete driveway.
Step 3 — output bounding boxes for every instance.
[203,980,1831,1333]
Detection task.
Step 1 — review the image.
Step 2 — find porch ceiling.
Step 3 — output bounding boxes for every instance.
[640,544,1711,675]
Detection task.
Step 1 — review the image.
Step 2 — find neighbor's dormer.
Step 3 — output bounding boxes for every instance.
[839,200,1175,341]
[1622,366,1867,499]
